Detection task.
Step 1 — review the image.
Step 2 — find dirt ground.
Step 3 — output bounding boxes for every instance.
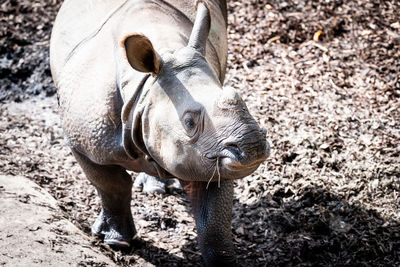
[1,0,399,266]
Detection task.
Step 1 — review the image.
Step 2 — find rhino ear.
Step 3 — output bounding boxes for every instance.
[123,34,161,75]
[188,1,211,55]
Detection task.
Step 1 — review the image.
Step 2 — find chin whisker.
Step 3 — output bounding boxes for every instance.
[216,157,221,188]
[206,157,219,189]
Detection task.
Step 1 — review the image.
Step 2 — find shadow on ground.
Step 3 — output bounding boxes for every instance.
[232,185,400,266]
[83,183,399,266]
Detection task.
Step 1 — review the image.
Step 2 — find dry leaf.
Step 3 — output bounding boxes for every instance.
[313,30,323,41]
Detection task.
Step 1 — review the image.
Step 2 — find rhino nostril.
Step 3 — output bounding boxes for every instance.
[225,144,241,156]
[221,140,245,159]
[222,140,240,150]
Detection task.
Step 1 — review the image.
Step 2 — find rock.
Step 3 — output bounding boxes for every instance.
[0,175,115,266]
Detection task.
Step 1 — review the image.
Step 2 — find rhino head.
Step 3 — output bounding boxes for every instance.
[122,3,269,182]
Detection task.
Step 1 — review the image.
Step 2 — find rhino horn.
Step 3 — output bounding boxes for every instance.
[187,1,211,55]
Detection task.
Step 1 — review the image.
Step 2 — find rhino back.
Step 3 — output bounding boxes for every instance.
[51,0,227,83]
[50,0,124,81]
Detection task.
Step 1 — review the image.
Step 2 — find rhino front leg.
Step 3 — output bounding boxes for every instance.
[72,149,136,249]
[181,180,237,266]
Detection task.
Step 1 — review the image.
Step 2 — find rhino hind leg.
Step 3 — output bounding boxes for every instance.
[71,149,136,249]
[134,173,182,194]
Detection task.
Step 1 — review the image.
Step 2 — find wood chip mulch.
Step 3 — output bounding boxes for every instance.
[0,0,399,266]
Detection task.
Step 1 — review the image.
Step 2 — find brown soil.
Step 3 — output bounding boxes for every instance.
[1,0,399,266]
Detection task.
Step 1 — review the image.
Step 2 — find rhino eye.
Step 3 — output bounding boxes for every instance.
[185,117,195,129]
[182,111,201,138]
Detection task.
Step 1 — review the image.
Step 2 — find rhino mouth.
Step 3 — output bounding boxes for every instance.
[205,146,264,172]
[207,145,247,162]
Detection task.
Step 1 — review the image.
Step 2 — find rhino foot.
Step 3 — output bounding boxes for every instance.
[92,209,137,249]
[134,173,182,194]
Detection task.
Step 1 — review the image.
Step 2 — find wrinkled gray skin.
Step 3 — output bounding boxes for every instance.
[50,0,269,265]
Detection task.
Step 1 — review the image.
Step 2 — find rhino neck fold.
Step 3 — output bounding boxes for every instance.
[121,74,149,160]
[121,73,173,179]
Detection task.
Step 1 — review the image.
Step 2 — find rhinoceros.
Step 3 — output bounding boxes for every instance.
[50,0,269,265]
